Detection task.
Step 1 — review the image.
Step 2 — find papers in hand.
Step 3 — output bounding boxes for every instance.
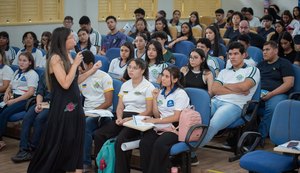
[123,115,154,132]
[41,102,50,109]
[0,101,6,108]
[85,109,114,118]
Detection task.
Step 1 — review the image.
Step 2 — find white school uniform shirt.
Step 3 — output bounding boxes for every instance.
[157,87,190,118]
[79,70,114,111]
[108,58,127,77]
[134,48,146,60]
[13,48,46,68]
[226,56,257,69]
[119,77,155,113]
[5,47,17,65]
[148,63,168,83]
[249,17,261,28]
[0,65,14,86]
[11,69,39,95]
[214,64,260,109]
[89,28,102,49]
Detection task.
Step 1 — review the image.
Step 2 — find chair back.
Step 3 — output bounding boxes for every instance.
[95,55,110,72]
[247,46,263,64]
[126,36,134,43]
[112,79,122,114]
[172,41,195,57]
[266,31,275,41]
[173,53,189,68]
[292,64,300,93]
[270,100,300,145]
[200,16,215,26]
[169,26,178,40]
[185,88,210,125]
[219,28,227,38]
[106,48,120,62]
[192,27,202,40]
[35,67,45,78]
[216,57,225,70]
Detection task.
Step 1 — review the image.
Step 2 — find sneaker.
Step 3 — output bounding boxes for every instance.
[83,164,93,173]
[190,156,199,166]
[11,150,32,163]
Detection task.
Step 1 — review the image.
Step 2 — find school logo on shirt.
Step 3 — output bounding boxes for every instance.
[236,74,244,81]
[82,84,87,88]
[123,91,129,94]
[93,82,100,88]
[167,100,174,107]
[20,76,27,82]
[134,91,142,95]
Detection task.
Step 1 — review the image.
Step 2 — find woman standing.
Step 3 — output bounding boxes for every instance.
[28,27,85,173]
[140,66,190,173]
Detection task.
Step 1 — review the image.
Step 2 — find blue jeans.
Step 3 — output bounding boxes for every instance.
[84,116,112,166]
[258,94,288,139]
[0,100,27,138]
[19,105,49,150]
[200,98,242,147]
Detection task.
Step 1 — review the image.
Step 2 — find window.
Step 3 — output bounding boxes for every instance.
[98,0,158,21]
[0,0,64,25]
[173,0,221,18]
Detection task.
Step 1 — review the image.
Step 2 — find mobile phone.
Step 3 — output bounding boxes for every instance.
[287,141,299,148]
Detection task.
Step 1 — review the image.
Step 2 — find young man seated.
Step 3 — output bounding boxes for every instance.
[78,50,114,172]
[151,31,175,64]
[199,42,260,148]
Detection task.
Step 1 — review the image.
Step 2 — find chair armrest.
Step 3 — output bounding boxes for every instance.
[289,92,300,100]
[240,100,260,123]
[236,131,262,154]
[25,97,37,111]
[184,124,208,151]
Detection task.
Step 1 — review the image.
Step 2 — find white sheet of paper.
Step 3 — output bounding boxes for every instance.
[85,109,114,117]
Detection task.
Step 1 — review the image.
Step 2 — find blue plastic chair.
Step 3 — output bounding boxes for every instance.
[106,48,120,62]
[291,64,300,93]
[172,41,195,57]
[95,55,110,72]
[112,79,122,114]
[240,100,300,173]
[215,57,225,70]
[173,53,189,68]
[247,46,263,64]
[169,88,210,173]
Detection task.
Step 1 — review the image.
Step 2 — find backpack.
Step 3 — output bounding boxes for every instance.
[178,106,202,142]
[96,138,116,173]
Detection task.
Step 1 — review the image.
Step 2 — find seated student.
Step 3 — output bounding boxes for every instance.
[39,31,51,54]
[258,15,275,40]
[199,42,260,149]
[108,42,134,79]
[215,8,226,28]
[139,66,190,173]
[100,16,126,55]
[282,10,300,37]
[11,72,50,163]
[0,50,14,94]
[77,50,114,172]
[74,28,97,55]
[278,31,297,63]
[224,11,243,40]
[122,8,146,35]
[181,48,213,95]
[205,25,227,59]
[257,41,294,145]
[197,38,221,77]
[0,52,39,150]
[188,11,202,29]
[93,58,154,173]
[169,10,182,33]
[134,33,147,60]
[168,22,196,49]
[0,31,17,64]
[13,32,45,68]
[226,34,257,68]
[151,31,175,64]
[129,18,151,41]
[145,40,168,83]
[154,17,172,41]
[270,21,286,43]
[245,7,261,30]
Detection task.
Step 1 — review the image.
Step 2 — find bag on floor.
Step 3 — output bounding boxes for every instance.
[178,106,202,142]
[96,138,116,173]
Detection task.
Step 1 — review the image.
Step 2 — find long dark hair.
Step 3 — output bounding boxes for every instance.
[179,22,193,39]
[278,31,295,57]
[123,58,149,81]
[76,28,92,52]
[17,52,35,72]
[155,17,171,36]
[205,25,220,57]
[40,31,52,52]
[145,40,164,65]
[162,66,184,89]
[22,31,39,48]
[120,42,135,63]
[188,48,210,72]
[188,11,200,27]
[46,27,72,90]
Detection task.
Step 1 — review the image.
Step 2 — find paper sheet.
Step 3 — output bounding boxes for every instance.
[121,140,140,151]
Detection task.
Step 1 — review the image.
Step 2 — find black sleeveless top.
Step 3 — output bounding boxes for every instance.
[184,70,208,90]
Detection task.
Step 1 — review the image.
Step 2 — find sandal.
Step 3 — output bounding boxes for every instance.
[0,141,6,151]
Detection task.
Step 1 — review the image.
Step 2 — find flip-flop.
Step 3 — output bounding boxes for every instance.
[0,141,6,151]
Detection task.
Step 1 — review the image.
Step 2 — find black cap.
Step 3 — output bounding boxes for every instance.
[79,16,91,25]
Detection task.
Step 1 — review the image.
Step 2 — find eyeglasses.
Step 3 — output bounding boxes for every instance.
[189,57,199,61]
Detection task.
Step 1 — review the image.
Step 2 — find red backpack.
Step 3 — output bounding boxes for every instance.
[178,106,202,142]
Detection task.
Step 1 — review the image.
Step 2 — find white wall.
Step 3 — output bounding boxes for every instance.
[0,0,298,48]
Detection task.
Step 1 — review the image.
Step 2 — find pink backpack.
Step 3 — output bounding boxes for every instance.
[178,106,202,142]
